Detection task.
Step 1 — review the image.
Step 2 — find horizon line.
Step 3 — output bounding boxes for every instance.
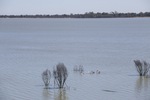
[0,11,150,16]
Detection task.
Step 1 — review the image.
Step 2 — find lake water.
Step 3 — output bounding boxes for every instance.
[0,18,150,100]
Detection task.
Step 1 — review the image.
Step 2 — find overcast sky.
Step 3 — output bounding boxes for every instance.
[0,0,150,15]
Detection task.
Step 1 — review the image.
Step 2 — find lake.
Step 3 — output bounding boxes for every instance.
[0,18,150,100]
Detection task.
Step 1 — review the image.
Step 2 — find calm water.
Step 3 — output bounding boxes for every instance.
[0,18,150,100]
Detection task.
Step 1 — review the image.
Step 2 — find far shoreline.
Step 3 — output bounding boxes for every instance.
[0,12,150,18]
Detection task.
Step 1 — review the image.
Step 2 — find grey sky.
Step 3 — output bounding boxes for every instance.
[0,0,150,15]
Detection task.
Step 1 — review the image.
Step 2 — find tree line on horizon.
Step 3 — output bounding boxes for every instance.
[0,11,150,18]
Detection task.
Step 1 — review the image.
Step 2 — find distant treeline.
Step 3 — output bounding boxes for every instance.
[0,12,150,18]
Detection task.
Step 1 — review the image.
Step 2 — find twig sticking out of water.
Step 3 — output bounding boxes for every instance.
[134,60,150,76]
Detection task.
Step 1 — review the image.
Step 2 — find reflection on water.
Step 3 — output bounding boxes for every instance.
[42,89,51,100]
[54,89,68,100]
[135,76,150,100]
[42,88,68,100]
[136,77,149,93]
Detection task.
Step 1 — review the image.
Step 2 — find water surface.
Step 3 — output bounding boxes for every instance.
[0,18,150,100]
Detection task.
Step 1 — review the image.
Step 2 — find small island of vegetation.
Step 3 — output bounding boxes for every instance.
[0,11,150,18]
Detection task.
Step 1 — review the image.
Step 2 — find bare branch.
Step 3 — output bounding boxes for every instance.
[134,60,150,76]
[42,69,51,87]
[53,63,68,88]
[73,65,84,73]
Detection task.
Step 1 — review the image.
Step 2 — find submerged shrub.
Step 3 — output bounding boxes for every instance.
[42,69,51,87]
[53,63,68,88]
[134,60,150,76]
[73,65,84,73]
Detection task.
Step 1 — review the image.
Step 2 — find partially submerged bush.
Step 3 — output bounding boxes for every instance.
[134,60,150,76]
[73,65,84,73]
[53,63,68,88]
[42,69,51,87]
